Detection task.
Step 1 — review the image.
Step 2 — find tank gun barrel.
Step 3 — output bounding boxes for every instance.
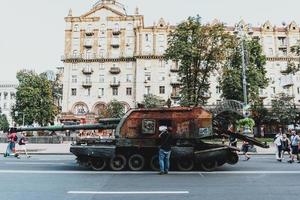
[16,118,121,132]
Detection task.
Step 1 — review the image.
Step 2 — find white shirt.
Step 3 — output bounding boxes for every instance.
[274,135,283,146]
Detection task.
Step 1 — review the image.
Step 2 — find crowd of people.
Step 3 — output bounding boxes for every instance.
[274,128,300,163]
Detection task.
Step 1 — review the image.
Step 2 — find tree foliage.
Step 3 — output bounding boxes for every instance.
[11,70,58,126]
[268,94,297,126]
[165,16,235,106]
[99,100,125,118]
[220,38,268,103]
[142,94,164,108]
[0,114,9,132]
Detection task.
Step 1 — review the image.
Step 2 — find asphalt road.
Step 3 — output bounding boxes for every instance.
[0,154,299,200]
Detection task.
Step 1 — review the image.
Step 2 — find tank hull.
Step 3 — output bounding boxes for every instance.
[70,141,238,171]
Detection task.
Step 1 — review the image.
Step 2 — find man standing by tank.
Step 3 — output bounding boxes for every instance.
[158,126,172,175]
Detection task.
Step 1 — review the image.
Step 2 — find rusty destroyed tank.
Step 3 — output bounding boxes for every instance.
[16,106,268,171]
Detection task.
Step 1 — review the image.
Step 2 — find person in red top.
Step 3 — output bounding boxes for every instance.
[4,125,19,158]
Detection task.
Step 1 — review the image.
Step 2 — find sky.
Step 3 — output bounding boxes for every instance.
[0,0,300,83]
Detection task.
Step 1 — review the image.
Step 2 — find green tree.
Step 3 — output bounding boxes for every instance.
[142,94,164,108]
[220,38,268,102]
[269,94,297,126]
[99,100,125,118]
[11,70,58,126]
[164,16,235,106]
[0,114,9,132]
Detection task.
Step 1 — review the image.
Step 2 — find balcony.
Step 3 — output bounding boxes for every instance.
[280,75,294,87]
[83,40,93,48]
[112,30,121,35]
[85,30,94,36]
[110,81,120,87]
[283,93,295,100]
[171,93,180,99]
[170,67,179,72]
[82,81,92,88]
[109,67,121,74]
[170,79,181,86]
[259,91,268,99]
[82,67,94,74]
[111,44,120,48]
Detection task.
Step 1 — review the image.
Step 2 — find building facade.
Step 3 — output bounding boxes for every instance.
[0,84,17,125]
[61,0,300,119]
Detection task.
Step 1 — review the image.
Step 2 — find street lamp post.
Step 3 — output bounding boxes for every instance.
[234,24,248,108]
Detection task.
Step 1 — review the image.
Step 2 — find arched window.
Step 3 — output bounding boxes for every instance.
[127,23,133,30]
[114,23,120,32]
[74,24,79,32]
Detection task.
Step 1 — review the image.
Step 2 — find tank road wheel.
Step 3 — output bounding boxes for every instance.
[110,154,127,171]
[90,158,107,171]
[150,155,160,171]
[201,160,217,171]
[227,153,239,165]
[176,158,194,171]
[128,154,145,171]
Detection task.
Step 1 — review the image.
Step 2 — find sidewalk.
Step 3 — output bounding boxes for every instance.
[0,142,72,155]
[0,142,277,155]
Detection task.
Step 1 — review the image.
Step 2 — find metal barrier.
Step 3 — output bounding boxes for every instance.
[0,136,77,144]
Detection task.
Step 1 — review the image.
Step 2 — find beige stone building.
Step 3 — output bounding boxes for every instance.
[0,83,17,126]
[61,0,300,120]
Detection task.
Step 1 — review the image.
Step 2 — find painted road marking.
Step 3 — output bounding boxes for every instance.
[0,170,299,174]
[68,191,189,195]
[4,162,66,165]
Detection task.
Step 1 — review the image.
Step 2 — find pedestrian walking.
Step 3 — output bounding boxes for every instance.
[274,128,282,160]
[4,126,19,158]
[18,133,31,158]
[241,141,250,161]
[281,133,292,159]
[288,130,300,163]
[158,126,172,175]
[274,132,283,161]
[229,133,237,147]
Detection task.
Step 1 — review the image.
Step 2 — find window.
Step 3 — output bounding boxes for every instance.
[73,50,78,56]
[86,88,91,96]
[71,63,77,71]
[297,87,300,94]
[145,86,151,95]
[87,24,92,32]
[265,36,273,45]
[268,48,273,56]
[72,75,77,83]
[159,86,165,94]
[99,75,105,83]
[99,63,104,70]
[216,86,221,94]
[99,88,104,96]
[74,24,79,32]
[112,88,118,96]
[3,103,7,110]
[126,74,132,83]
[145,34,149,42]
[3,92,7,100]
[71,88,77,96]
[272,87,276,94]
[158,46,165,53]
[158,34,165,42]
[126,87,132,95]
[159,60,165,68]
[99,49,105,57]
[159,73,165,81]
[100,24,106,32]
[145,72,151,81]
[114,23,120,32]
[73,38,79,46]
[126,62,132,69]
[127,23,133,30]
